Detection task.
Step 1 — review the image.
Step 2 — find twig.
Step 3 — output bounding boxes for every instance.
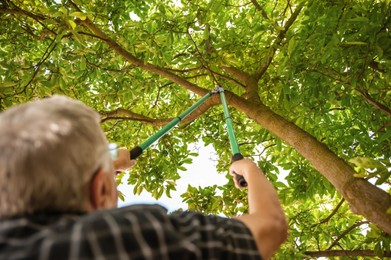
[327,221,370,250]
[85,56,135,72]
[16,38,57,95]
[254,2,304,80]
[250,0,269,20]
[311,198,345,227]
[186,28,219,85]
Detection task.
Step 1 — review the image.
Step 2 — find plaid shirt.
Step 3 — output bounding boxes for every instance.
[0,204,261,260]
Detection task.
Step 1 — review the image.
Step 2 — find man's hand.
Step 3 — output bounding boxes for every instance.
[229,158,262,189]
[231,158,288,259]
[113,149,136,172]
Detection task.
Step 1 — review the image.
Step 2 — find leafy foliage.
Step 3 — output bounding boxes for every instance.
[1,0,390,258]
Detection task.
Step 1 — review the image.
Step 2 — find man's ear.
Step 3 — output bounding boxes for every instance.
[89,169,111,210]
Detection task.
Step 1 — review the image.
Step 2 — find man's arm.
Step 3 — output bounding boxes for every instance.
[231,159,288,260]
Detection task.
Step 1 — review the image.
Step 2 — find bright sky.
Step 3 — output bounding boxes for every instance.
[117,143,228,211]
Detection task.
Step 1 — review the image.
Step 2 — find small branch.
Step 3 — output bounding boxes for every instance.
[3,1,56,35]
[100,108,170,126]
[259,143,276,156]
[355,87,391,117]
[100,97,220,125]
[254,3,304,80]
[1,3,46,21]
[311,198,345,227]
[250,0,269,20]
[150,82,174,110]
[305,250,391,258]
[85,57,135,72]
[16,38,57,95]
[310,69,391,117]
[327,221,370,250]
[214,71,247,88]
[67,0,210,97]
[186,28,219,85]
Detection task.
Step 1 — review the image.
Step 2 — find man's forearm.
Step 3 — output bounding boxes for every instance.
[245,170,285,219]
[231,159,288,259]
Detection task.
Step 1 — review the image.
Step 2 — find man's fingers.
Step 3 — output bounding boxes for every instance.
[115,149,136,171]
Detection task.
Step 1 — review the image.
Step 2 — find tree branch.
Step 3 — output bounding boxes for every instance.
[0,2,46,21]
[355,87,391,117]
[100,108,169,125]
[222,66,260,103]
[222,66,251,83]
[311,198,345,227]
[186,28,220,85]
[85,57,135,72]
[254,3,304,80]
[250,0,269,20]
[100,97,220,125]
[67,0,210,97]
[327,221,370,250]
[311,69,391,117]
[2,1,56,35]
[16,38,57,95]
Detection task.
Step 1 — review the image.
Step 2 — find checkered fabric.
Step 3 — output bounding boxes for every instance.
[0,204,261,260]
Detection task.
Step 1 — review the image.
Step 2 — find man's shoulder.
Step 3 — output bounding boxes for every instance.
[80,204,169,225]
[94,204,168,217]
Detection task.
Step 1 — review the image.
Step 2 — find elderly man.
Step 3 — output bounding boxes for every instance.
[0,95,287,259]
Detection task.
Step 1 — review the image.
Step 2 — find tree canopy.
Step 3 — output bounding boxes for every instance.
[1,0,390,258]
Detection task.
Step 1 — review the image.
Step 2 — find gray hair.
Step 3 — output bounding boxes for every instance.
[0,95,111,218]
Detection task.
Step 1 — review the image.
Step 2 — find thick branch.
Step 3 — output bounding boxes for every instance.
[222,66,251,83]
[305,250,391,258]
[222,66,260,103]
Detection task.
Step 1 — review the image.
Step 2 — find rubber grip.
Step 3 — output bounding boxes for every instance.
[232,153,244,162]
[232,153,248,187]
[130,146,143,160]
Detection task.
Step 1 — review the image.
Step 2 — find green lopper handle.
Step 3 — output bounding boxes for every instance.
[219,87,247,187]
[130,92,213,159]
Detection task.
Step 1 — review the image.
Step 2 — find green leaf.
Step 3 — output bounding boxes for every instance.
[67,19,77,30]
[349,157,383,169]
[1,81,17,88]
[69,11,87,20]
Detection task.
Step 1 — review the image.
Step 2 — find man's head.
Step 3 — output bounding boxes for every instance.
[0,95,118,218]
